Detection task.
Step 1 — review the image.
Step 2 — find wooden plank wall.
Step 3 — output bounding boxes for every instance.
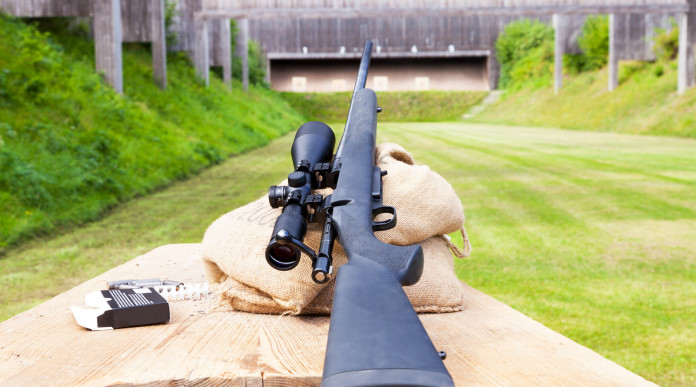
[246,14,674,58]
[613,13,678,61]
[0,0,92,17]
[248,15,525,54]
[169,0,203,54]
[121,0,153,42]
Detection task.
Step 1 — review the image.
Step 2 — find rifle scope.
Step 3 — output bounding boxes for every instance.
[265,122,335,273]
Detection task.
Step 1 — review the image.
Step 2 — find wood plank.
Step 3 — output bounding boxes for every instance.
[677,12,693,94]
[194,17,210,85]
[682,0,696,92]
[221,19,232,88]
[0,243,657,386]
[554,14,564,94]
[609,13,619,92]
[239,18,250,91]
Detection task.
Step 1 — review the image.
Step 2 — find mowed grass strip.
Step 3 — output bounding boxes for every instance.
[2,123,695,385]
[380,123,696,386]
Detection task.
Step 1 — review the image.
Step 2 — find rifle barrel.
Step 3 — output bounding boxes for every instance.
[335,40,373,160]
[352,40,373,93]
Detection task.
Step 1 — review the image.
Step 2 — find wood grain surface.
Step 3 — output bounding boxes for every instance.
[0,243,657,386]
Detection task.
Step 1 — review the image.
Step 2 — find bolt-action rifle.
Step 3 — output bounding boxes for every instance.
[265,41,454,387]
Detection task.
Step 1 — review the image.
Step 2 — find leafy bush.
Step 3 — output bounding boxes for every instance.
[580,16,610,71]
[495,19,554,89]
[564,16,609,74]
[653,64,665,77]
[508,40,555,89]
[653,20,679,62]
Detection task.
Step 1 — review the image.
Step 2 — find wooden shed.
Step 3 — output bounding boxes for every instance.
[198,0,692,92]
[1,0,694,92]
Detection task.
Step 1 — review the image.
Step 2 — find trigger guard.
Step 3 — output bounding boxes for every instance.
[371,206,397,231]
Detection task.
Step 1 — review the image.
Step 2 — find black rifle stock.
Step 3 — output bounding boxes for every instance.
[265,41,454,387]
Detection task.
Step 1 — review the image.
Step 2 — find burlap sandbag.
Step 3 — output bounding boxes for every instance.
[202,143,471,315]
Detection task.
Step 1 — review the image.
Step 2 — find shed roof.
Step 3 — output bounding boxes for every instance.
[204,0,688,11]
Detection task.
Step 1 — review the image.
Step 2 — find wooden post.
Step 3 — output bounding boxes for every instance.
[487,51,499,90]
[677,10,695,94]
[221,19,232,88]
[690,0,696,90]
[151,0,167,89]
[239,18,249,91]
[608,13,618,92]
[265,58,271,84]
[553,14,563,94]
[93,0,123,93]
[194,17,210,85]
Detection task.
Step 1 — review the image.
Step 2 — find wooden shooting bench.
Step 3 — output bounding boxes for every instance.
[0,243,656,386]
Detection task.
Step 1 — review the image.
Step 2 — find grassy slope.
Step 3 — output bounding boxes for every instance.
[474,61,696,138]
[2,123,694,386]
[282,91,486,122]
[0,16,303,251]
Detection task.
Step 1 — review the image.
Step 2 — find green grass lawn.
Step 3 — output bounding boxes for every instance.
[1,122,694,385]
[475,61,696,138]
[282,91,486,122]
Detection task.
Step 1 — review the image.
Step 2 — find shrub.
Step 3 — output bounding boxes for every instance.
[508,40,555,89]
[564,16,609,74]
[578,15,610,71]
[653,20,679,62]
[496,19,555,88]
[654,64,665,77]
